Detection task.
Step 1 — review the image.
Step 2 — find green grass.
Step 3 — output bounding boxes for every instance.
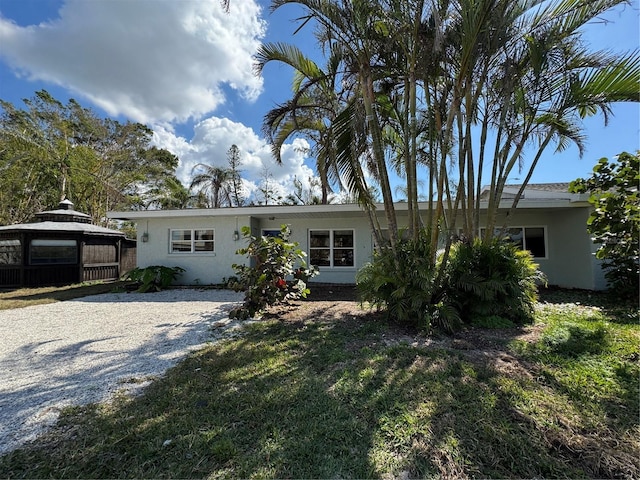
[0,290,637,478]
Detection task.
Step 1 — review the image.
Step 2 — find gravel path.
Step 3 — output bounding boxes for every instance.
[0,289,245,456]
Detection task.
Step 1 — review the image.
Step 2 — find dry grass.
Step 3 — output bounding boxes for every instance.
[0,281,129,310]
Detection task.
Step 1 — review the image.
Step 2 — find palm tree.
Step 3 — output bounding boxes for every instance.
[189,164,233,208]
[255,42,345,204]
[267,0,639,259]
[268,0,406,252]
[444,0,640,238]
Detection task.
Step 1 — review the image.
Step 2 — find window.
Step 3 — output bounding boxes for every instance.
[481,227,547,258]
[30,239,77,265]
[0,239,21,265]
[170,229,214,253]
[262,229,282,238]
[309,229,354,267]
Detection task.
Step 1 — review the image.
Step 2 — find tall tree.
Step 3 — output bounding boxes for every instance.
[0,90,180,225]
[145,176,193,210]
[255,43,345,204]
[189,164,233,208]
[255,166,283,206]
[267,0,639,263]
[226,144,246,207]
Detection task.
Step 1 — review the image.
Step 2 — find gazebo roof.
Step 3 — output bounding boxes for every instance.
[34,199,93,224]
[0,221,125,237]
[0,199,126,237]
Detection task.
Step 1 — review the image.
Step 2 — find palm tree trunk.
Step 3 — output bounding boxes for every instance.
[362,69,398,253]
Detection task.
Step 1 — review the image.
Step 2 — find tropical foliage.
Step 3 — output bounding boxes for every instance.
[260,0,639,325]
[189,164,234,208]
[229,225,318,319]
[444,239,547,327]
[569,151,639,299]
[358,234,545,331]
[357,229,460,332]
[124,265,186,293]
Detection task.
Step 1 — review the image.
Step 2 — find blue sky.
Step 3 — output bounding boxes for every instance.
[0,0,638,201]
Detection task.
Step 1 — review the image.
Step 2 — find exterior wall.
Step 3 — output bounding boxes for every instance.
[137,214,375,286]
[132,204,605,290]
[257,216,374,285]
[494,208,603,290]
[136,215,250,285]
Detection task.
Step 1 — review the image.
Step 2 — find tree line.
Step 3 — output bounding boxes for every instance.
[0,91,181,226]
[0,90,331,226]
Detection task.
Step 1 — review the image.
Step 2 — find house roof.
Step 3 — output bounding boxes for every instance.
[33,199,93,223]
[478,183,586,201]
[511,182,571,192]
[107,183,590,221]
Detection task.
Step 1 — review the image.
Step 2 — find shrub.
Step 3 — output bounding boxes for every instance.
[124,265,185,293]
[569,152,639,300]
[229,225,318,319]
[357,229,459,332]
[444,238,546,326]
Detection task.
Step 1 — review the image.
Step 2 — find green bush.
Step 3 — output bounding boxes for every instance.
[124,265,185,293]
[229,225,318,319]
[357,229,459,332]
[569,152,639,300]
[444,238,546,326]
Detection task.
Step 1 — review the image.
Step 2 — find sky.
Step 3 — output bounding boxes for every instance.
[0,0,638,204]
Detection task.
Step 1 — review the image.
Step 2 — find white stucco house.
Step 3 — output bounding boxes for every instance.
[107,183,606,291]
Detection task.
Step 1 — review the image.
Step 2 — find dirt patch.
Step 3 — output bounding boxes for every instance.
[275,283,545,362]
[305,283,360,302]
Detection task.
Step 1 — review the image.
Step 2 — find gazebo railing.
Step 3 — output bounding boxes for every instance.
[82,263,120,282]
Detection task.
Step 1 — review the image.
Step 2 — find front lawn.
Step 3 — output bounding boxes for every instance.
[0,289,637,478]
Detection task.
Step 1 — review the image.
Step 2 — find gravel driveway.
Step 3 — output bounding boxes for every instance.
[0,288,245,456]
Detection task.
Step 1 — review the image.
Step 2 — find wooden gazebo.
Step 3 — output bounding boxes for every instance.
[0,200,136,288]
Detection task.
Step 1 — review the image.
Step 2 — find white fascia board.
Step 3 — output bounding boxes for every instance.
[107,203,367,221]
[108,197,588,222]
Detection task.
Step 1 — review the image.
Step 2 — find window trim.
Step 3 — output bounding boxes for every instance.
[309,229,355,269]
[480,226,548,259]
[169,228,215,254]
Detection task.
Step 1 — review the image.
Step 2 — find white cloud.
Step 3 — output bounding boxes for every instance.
[153,116,315,203]
[0,0,265,124]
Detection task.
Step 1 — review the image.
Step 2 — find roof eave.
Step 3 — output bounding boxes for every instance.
[108,197,589,221]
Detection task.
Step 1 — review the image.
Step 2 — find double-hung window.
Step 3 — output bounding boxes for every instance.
[309,229,354,267]
[170,229,214,253]
[481,226,547,258]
